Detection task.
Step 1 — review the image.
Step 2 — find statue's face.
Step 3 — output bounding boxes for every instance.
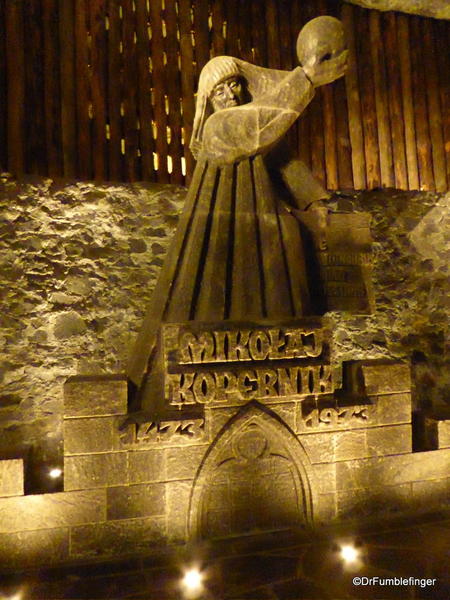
[210,76,245,111]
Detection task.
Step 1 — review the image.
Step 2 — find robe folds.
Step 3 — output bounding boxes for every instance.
[128,67,317,402]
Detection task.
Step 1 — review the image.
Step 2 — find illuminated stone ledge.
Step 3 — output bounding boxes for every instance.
[312,448,450,523]
[0,363,449,569]
[0,459,24,498]
[300,424,412,463]
[424,415,450,450]
[0,489,105,534]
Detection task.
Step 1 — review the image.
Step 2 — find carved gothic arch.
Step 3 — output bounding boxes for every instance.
[188,402,316,539]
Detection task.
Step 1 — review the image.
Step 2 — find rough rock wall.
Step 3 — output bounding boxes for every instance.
[0,175,448,489]
[0,175,185,489]
[327,191,449,417]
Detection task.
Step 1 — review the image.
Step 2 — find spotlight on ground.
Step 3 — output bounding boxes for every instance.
[340,543,360,565]
[181,567,204,598]
[48,467,62,479]
[1,590,23,600]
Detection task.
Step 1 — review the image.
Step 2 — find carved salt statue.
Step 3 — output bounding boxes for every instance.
[128,16,348,409]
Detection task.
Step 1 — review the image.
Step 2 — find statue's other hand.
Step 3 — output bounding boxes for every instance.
[304,49,348,87]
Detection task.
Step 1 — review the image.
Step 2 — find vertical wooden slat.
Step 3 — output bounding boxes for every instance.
[238,0,253,63]
[165,0,184,183]
[0,0,7,171]
[341,4,366,189]
[251,0,267,67]
[122,0,139,181]
[369,11,394,187]
[107,0,123,181]
[383,12,408,189]
[225,0,239,57]
[90,0,108,180]
[278,0,293,71]
[422,18,447,192]
[302,2,326,187]
[135,0,155,181]
[75,0,92,179]
[409,16,434,191]
[42,0,62,178]
[6,0,25,176]
[322,85,338,190]
[397,14,419,190]
[24,1,46,175]
[314,0,337,190]
[435,20,450,187]
[59,0,77,177]
[193,0,209,77]
[293,1,310,169]
[149,0,169,183]
[324,0,352,190]
[179,0,196,180]
[265,0,281,69]
[356,7,380,188]
[211,0,225,57]
[333,74,353,190]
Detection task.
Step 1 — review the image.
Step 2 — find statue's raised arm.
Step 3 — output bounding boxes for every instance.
[190,16,348,168]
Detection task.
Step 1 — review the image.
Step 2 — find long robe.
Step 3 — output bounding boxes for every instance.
[128,67,317,405]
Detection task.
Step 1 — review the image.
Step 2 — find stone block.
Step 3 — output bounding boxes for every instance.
[128,449,166,484]
[165,445,207,480]
[166,480,191,542]
[266,402,296,430]
[107,483,166,520]
[64,374,128,418]
[0,459,24,497]
[313,493,337,523]
[0,527,69,567]
[0,489,106,533]
[373,394,411,425]
[70,516,166,559]
[64,452,128,490]
[412,478,450,510]
[361,362,411,395]
[424,416,450,449]
[300,430,367,464]
[300,424,411,465]
[64,417,120,455]
[366,424,412,456]
[335,448,450,491]
[336,483,412,520]
[207,406,238,439]
[310,463,336,495]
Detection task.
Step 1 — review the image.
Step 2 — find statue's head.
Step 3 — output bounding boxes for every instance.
[191,56,250,157]
[297,16,348,86]
[197,56,248,111]
[210,76,245,111]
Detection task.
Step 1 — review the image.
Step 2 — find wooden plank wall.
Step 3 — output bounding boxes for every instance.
[0,0,448,191]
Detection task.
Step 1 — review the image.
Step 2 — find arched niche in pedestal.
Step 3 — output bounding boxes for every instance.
[188,402,315,539]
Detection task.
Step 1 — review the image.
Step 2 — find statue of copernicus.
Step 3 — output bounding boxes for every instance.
[128,16,348,405]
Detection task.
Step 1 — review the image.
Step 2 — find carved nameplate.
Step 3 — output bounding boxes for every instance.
[319,252,372,301]
[299,211,374,313]
[163,320,334,407]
